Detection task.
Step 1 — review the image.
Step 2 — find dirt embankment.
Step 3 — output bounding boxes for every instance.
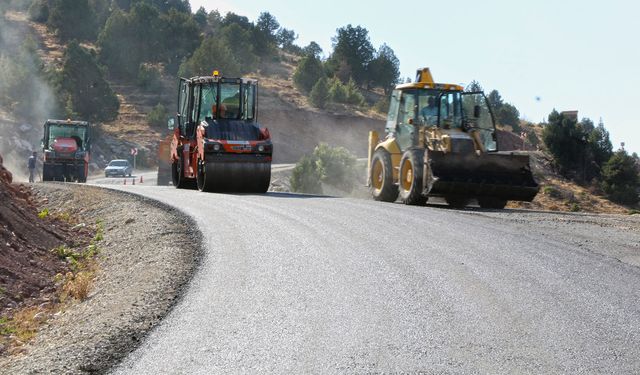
[0,159,202,373]
[0,154,91,338]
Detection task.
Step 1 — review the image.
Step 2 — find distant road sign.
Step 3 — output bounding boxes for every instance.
[131,148,138,156]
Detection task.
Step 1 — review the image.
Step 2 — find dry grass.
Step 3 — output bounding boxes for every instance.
[61,271,95,301]
[0,268,97,353]
[0,305,53,354]
[10,307,42,343]
[0,208,104,355]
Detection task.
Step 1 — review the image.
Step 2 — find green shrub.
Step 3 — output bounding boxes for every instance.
[309,77,329,109]
[290,143,358,194]
[290,154,322,194]
[59,41,119,121]
[601,150,640,205]
[373,95,390,114]
[313,143,358,192]
[542,185,560,198]
[137,64,162,91]
[344,78,365,106]
[328,77,347,103]
[147,103,168,128]
[178,36,241,78]
[48,0,97,41]
[28,0,49,23]
[292,54,324,93]
[37,208,49,219]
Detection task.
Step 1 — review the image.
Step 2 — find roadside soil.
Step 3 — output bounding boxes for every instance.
[0,183,201,374]
[0,156,92,357]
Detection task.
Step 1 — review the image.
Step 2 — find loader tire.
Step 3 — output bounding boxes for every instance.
[370,149,398,202]
[478,197,507,209]
[445,195,470,209]
[398,148,427,206]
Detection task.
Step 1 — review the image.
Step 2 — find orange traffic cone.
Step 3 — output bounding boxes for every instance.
[123,178,127,185]
[139,175,143,184]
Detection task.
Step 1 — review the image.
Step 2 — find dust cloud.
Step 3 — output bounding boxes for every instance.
[0,1,57,181]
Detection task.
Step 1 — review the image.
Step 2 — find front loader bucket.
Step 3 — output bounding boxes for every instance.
[427,151,539,202]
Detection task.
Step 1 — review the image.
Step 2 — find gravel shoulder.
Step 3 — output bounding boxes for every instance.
[0,183,202,374]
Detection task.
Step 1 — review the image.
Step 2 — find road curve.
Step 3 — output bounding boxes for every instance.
[107,185,640,374]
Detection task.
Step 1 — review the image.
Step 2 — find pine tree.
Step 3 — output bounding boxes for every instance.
[293,55,324,93]
[60,41,119,121]
[601,150,640,205]
[309,77,329,109]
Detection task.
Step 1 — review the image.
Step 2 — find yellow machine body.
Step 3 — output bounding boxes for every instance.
[367,67,539,208]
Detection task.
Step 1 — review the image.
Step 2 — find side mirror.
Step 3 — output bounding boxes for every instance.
[167,117,175,130]
[473,105,481,118]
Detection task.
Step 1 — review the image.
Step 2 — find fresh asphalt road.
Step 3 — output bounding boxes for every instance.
[104,184,640,374]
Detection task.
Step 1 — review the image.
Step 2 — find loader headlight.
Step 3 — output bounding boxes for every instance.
[258,145,264,152]
[213,144,221,151]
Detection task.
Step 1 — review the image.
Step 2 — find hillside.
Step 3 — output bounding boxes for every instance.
[0,9,636,214]
[0,10,383,171]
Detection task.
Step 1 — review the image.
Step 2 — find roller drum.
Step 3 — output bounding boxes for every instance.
[202,161,271,193]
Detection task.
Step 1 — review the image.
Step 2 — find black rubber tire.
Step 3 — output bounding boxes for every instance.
[42,164,50,182]
[370,149,398,202]
[196,158,211,192]
[77,165,86,183]
[398,148,427,206]
[172,157,186,189]
[478,197,508,209]
[445,195,470,209]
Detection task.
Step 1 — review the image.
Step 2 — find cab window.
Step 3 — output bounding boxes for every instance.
[417,90,439,126]
[462,92,497,151]
[386,90,401,132]
[396,90,417,150]
[220,83,241,119]
[178,80,189,133]
[397,90,416,126]
[243,83,256,121]
[198,83,218,121]
[439,92,462,129]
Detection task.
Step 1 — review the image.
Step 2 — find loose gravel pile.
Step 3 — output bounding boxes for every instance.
[0,184,202,374]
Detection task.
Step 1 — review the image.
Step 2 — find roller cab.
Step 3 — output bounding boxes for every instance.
[169,72,272,192]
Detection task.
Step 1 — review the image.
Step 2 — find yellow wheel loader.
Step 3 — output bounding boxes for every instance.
[367,68,539,209]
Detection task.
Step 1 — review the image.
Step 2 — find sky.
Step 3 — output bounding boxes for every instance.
[191,0,639,155]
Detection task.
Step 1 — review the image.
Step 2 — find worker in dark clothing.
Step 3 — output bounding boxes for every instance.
[28,151,37,183]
